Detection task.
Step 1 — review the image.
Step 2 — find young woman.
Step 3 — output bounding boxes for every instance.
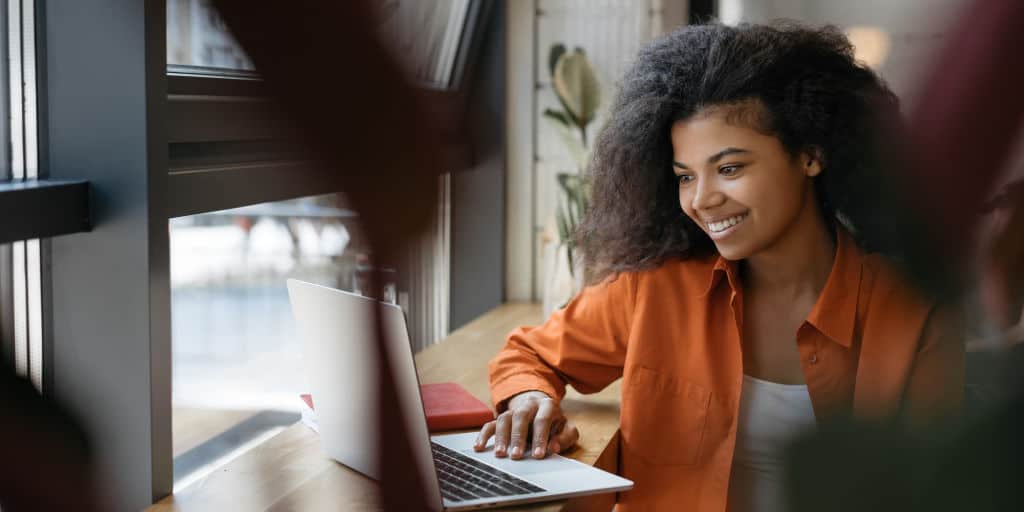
[475,22,964,512]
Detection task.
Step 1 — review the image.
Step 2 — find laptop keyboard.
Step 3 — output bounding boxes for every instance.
[431,442,547,503]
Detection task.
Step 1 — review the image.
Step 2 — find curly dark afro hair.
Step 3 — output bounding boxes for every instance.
[578,21,905,282]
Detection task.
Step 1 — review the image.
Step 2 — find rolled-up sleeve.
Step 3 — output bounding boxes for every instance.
[488,272,637,411]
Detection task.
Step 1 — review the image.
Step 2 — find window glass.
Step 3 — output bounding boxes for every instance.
[0,243,12,370]
[167,0,254,71]
[380,0,472,88]
[170,194,366,488]
[166,0,478,87]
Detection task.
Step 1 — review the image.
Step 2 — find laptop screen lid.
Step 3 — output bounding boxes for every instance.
[286,279,444,509]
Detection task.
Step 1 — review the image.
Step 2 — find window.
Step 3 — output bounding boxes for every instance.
[170,194,365,488]
[163,0,449,485]
[169,187,451,488]
[167,0,254,72]
[381,0,477,89]
[0,243,14,374]
[0,1,493,508]
[0,0,73,397]
[162,0,460,484]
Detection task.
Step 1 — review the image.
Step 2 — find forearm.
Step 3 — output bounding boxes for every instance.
[489,332,569,410]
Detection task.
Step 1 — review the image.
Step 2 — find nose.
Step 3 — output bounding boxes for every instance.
[689,177,725,212]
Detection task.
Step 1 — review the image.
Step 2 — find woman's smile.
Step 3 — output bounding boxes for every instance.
[705,212,749,239]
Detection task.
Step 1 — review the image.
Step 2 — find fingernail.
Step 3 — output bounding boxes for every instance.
[533,447,544,458]
[495,444,505,455]
[511,446,522,458]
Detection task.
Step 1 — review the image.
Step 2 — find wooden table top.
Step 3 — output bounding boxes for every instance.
[150,303,623,511]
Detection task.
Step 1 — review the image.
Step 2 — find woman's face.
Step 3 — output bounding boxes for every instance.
[670,109,821,260]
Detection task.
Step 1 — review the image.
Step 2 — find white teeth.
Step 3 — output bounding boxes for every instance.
[707,214,746,233]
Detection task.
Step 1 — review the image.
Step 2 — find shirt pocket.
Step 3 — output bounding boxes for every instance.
[621,365,711,466]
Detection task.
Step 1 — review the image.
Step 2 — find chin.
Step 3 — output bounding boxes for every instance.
[711,240,754,261]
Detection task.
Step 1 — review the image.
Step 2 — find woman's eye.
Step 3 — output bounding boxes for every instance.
[677,174,694,185]
[719,165,742,176]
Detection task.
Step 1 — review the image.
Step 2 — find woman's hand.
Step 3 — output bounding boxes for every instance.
[473,391,579,460]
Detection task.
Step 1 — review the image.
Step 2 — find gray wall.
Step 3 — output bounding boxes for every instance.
[44,0,171,509]
[450,6,506,330]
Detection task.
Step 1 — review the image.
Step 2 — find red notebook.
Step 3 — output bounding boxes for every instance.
[300,382,494,433]
[418,382,495,431]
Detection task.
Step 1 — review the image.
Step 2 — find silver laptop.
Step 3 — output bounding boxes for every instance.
[287,279,633,511]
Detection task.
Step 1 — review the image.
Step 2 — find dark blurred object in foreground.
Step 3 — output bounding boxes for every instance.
[0,366,101,511]
[787,373,1024,512]
[896,0,1024,302]
[788,175,1024,512]
[788,0,1024,510]
[977,177,1024,331]
[213,1,446,510]
[785,421,935,512]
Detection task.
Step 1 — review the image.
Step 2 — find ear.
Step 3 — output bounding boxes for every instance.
[801,147,824,177]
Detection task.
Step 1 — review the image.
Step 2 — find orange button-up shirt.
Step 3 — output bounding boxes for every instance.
[489,229,964,511]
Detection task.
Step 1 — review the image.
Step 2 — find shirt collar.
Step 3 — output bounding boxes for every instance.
[701,255,740,298]
[805,227,863,348]
[699,227,863,348]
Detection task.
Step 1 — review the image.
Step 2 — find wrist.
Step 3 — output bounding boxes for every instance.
[509,390,553,408]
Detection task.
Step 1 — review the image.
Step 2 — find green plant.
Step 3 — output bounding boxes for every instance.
[554,172,589,276]
[542,44,601,278]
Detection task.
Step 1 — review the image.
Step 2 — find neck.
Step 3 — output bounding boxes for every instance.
[741,194,836,298]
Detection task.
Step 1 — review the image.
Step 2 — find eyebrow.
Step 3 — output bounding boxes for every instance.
[673,147,751,170]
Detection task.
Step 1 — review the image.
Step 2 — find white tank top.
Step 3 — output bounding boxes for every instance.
[727,374,817,512]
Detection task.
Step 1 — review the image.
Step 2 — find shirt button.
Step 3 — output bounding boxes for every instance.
[809,353,819,364]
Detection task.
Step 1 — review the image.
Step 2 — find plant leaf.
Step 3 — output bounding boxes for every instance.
[557,172,571,191]
[550,84,581,128]
[545,117,588,170]
[549,52,582,128]
[555,200,571,242]
[542,108,571,128]
[548,43,567,78]
[556,173,586,245]
[553,51,602,128]
[566,242,575,278]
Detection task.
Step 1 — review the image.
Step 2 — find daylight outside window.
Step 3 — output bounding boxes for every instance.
[170,194,366,489]
[167,0,254,71]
